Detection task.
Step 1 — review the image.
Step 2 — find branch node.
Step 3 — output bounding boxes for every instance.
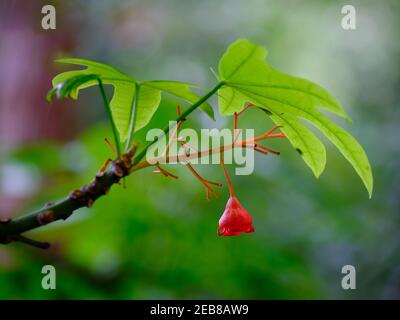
[111,162,125,178]
[87,199,94,208]
[70,189,83,200]
[37,210,56,225]
[0,217,11,224]
[70,188,94,208]
[96,171,105,179]
[45,201,55,208]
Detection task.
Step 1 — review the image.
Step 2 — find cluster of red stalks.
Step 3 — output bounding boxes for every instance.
[147,104,284,199]
[100,103,286,201]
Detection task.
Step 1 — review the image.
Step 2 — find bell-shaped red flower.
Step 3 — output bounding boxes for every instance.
[218,196,255,236]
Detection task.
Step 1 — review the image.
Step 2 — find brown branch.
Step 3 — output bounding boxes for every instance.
[0,147,136,249]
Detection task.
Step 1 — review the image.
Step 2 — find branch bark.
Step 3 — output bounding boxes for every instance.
[0,149,135,249]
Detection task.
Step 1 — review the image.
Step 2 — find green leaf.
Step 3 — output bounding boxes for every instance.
[143,80,215,120]
[266,111,327,178]
[218,39,373,196]
[46,87,57,103]
[53,58,137,141]
[51,59,213,142]
[134,85,162,133]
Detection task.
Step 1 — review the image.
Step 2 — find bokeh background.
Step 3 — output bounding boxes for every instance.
[0,0,399,299]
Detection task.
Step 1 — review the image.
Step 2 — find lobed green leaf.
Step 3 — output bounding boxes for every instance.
[218,39,373,196]
[50,59,214,142]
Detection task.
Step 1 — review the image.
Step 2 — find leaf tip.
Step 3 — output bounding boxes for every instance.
[345,114,353,124]
[360,163,373,198]
[366,181,373,199]
[312,167,324,179]
[46,88,57,103]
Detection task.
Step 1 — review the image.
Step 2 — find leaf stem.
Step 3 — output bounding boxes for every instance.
[125,83,139,151]
[98,79,121,157]
[132,81,225,164]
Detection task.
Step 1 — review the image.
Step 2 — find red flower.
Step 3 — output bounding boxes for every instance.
[218,196,255,236]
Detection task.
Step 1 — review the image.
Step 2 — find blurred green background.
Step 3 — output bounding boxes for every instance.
[0,0,399,299]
